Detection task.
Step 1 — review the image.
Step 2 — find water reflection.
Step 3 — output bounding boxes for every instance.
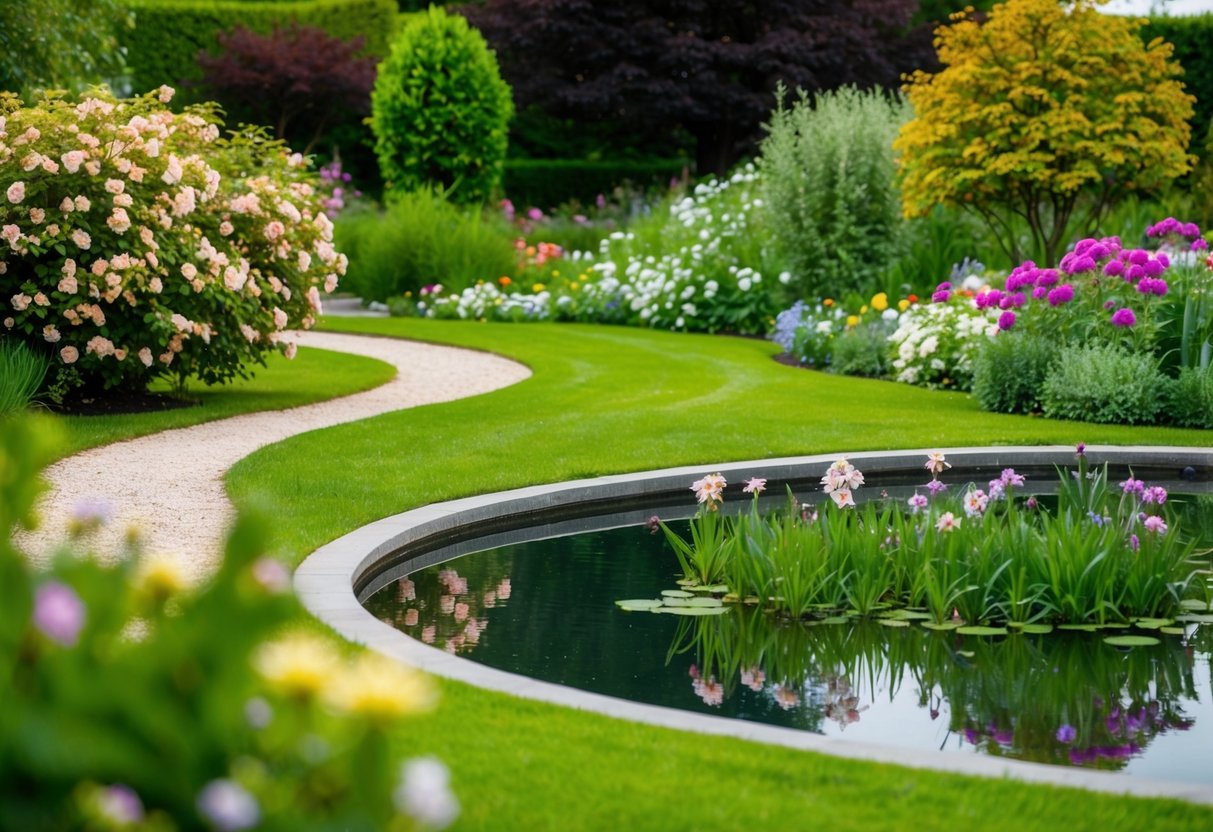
[668,610,1204,771]
[379,565,512,655]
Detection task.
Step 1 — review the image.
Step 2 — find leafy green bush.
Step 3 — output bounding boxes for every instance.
[829,330,889,378]
[0,0,132,96]
[758,85,908,299]
[971,331,1054,414]
[0,337,48,415]
[0,89,344,393]
[1040,343,1169,425]
[0,415,457,830]
[122,0,397,95]
[371,7,513,204]
[1167,364,1213,429]
[335,190,516,302]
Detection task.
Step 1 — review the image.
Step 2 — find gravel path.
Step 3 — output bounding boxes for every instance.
[19,331,531,579]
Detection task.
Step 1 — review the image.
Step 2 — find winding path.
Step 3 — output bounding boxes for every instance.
[19,330,531,580]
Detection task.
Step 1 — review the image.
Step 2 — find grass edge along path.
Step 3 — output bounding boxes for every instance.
[226,319,1212,831]
[53,345,396,459]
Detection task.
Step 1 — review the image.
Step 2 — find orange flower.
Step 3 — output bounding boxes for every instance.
[823,298,834,307]
[498,276,512,287]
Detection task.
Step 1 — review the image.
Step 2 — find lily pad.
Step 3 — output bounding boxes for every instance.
[615,599,663,611]
[689,584,730,593]
[879,610,934,621]
[662,589,694,598]
[683,597,723,608]
[661,597,695,607]
[878,618,911,628]
[722,593,741,604]
[675,579,697,587]
[956,626,1008,636]
[1057,624,1099,632]
[1179,599,1211,610]
[820,616,850,625]
[1132,618,1174,630]
[1013,623,1054,634]
[1103,635,1161,647]
[920,621,963,631]
[1160,627,1187,636]
[743,596,761,605]
[655,606,729,616]
[1175,613,1213,624]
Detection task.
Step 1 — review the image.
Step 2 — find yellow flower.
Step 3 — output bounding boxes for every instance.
[570,282,579,291]
[846,315,859,328]
[254,632,341,700]
[551,270,560,277]
[898,298,911,312]
[871,292,889,311]
[134,557,188,604]
[532,283,545,292]
[859,305,869,315]
[325,652,436,722]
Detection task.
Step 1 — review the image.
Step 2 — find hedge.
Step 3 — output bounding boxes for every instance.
[121,0,398,95]
[1142,14,1213,148]
[501,158,691,209]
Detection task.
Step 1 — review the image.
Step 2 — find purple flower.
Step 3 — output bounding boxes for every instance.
[936,281,952,291]
[1075,442,1086,457]
[1130,533,1140,551]
[1110,307,1137,328]
[1143,515,1168,534]
[932,289,951,304]
[1047,284,1074,306]
[197,780,260,832]
[1103,259,1125,277]
[1128,249,1150,266]
[1142,486,1167,504]
[33,581,85,647]
[1056,724,1077,744]
[98,785,144,824]
[1025,496,1038,510]
[1120,477,1145,495]
[1192,238,1208,251]
[997,310,1016,330]
[926,479,948,496]
[1126,264,1146,282]
[907,493,929,513]
[1144,257,1165,277]
[1035,269,1059,287]
[1031,286,1048,300]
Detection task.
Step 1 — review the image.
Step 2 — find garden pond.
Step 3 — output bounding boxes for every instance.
[363,498,1213,785]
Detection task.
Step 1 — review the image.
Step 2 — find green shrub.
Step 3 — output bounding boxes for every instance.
[1040,343,1169,425]
[335,190,516,302]
[0,338,49,416]
[758,85,909,299]
[829,329,888,378]
[122,0,397,95]
[1142,14,1213,155]
[971,331,1055,414]
[0,89,344,392]
[502,158,687,211]
[371,7,513,204]
[1167,364,1213,429]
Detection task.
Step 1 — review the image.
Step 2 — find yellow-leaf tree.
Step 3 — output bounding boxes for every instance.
[895,0,1195,265]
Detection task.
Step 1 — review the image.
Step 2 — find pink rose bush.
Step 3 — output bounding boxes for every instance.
[0,88,345,392]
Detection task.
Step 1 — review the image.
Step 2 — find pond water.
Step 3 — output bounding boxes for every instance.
[364,518,1213,785]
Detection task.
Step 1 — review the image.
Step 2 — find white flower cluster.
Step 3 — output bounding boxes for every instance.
[888,300,997,389]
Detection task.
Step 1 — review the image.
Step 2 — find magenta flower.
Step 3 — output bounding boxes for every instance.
[1130,533,1140,551]
[1143,515,1168,534]
[932,288,951,304]
[926,479,948,497]
[997,310,1016,330]
[1075,442,1086,457]
[33,581,85,647]
[907,493,928,513]
[1047,284,1074,306]
[1128,249,1150,266]
[1031,286,1048,300]
[1110,307,1137,327]
[1120,477,1145,495]
[1103,259,1124,277]
[1142,486,1167,504]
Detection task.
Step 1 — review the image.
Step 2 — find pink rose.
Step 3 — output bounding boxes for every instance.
[5,181,23,204]
[60,346,79,364]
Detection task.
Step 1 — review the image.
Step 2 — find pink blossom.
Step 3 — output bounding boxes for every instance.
[28,207,44,224]
[1142,515,1168,535]
[690,473,727,509]
[1,225,20,246]
[105,178,125,195]
[323,274,338,293]
[33,581,86,647]
[219,221,234,236]
[71,229,91,250]
[829,488,856,508]
[59,196,75,212]
[454,603,470,622]
[85,160,100,176]
[42,325,60,343]
[742,477,767,494]
[33,292,48,306]
[924,452,951,476]
[107,208,131,234]
[11,293,31,311]
[264,221,285,241]
[161,154,183,185]
[73,195,91,212]
[60,345,79,364]
[61,150,86,173]
[86,336,116,357]
[305,285,322,312]
[6,181,24,204]
[935,512,961,533]
[157,85,175,103]
[272,307,288,330]
[58,274,78,294]
[283,342,297,360]
[138,347,153,367]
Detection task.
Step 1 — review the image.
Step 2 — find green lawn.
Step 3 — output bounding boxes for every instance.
[52,345,396,458]
[220,319,1213,831]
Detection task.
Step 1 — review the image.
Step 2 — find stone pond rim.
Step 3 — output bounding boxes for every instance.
[296,444,1213,806]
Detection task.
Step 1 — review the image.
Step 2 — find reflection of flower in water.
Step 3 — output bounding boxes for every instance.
[439,595,455,615]
[823,676,867,729]
[740,666,765,692]
[773,685,800,711]
[421,626,436,644]
[463,619,482,644]
[497,578,512,600]
[483,590,497,608]
[396,567,511,655]
[688,664,724,707]
[404,609,419,627]
[397,579,416,602]
[454,603,469,622]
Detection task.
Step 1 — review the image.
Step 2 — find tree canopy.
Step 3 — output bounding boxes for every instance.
[895,0,1195,265]
[461,0,932,174]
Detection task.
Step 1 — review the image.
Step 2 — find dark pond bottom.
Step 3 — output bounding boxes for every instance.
[364,525,1213,785]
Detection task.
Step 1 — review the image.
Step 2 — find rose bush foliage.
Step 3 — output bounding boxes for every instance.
[0,87,345,393]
